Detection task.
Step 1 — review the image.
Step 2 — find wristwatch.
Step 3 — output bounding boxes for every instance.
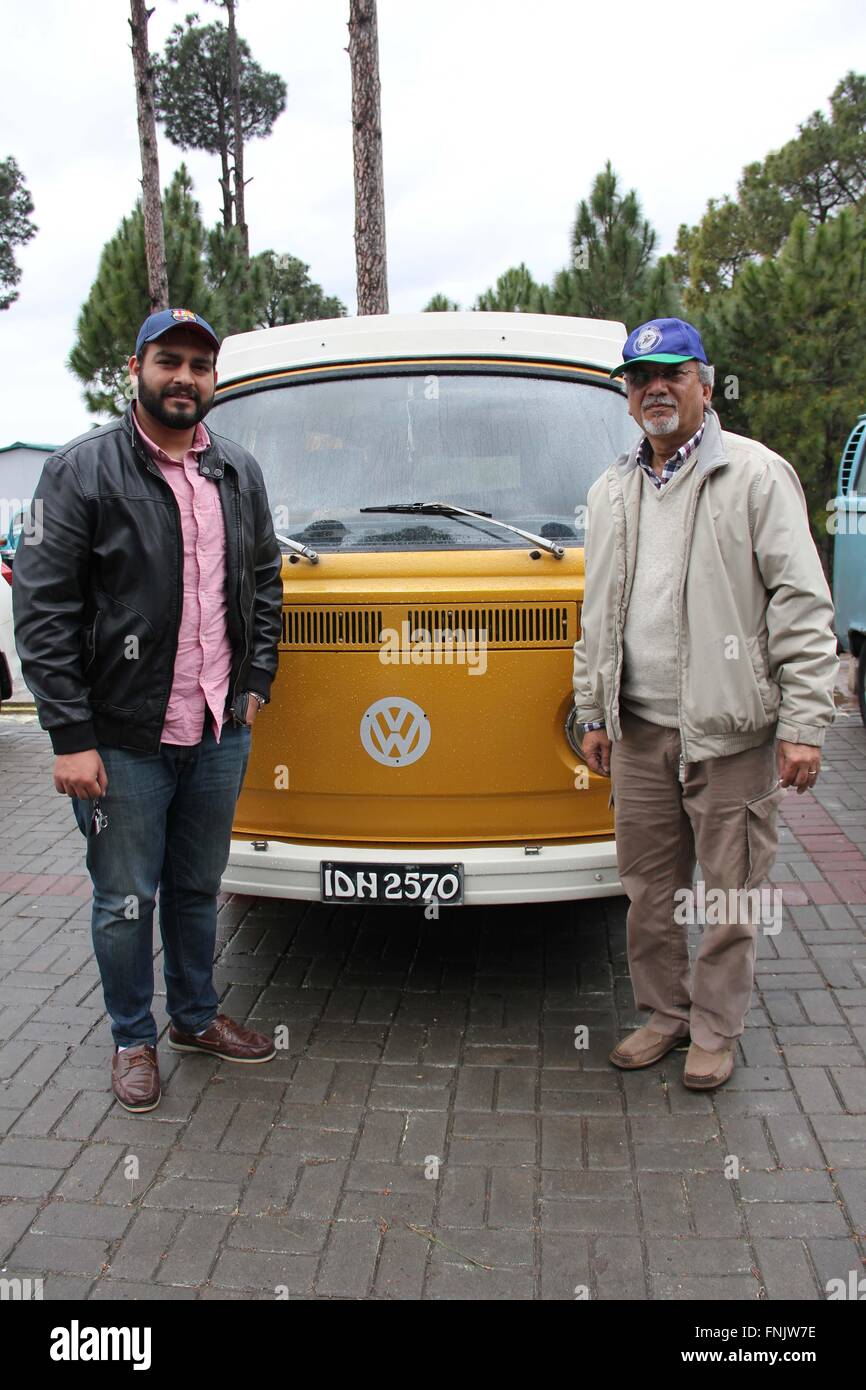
[231,689,267,725]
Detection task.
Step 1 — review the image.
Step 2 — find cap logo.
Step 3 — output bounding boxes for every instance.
[634,326,663,354]
[170,308,197,322]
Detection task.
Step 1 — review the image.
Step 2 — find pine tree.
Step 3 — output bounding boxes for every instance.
[254,252,346,327]
[474,263,538,312]
[550,162,652,319]
[0,156,37,311]
[69,167,346,415]
[155,13,286,232]
[676,71,866,307]
[542,162,678,325]
[68,166,215,416]
[701,207,866,573]
[423,293,460,311]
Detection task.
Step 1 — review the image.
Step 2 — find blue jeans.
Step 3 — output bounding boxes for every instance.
[71,719,252,1048]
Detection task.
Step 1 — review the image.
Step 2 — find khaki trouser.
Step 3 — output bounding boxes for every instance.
[609,707,784,1052]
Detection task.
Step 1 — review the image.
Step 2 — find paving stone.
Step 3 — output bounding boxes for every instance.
[0,1200,39,1260]
[647,1237,754,1275]
[316,1221,381,1297]
[373,1223,430,1299]
[591,1234,647,1299]
[437,1165,487,1227]
[807,1237,866,1295]
[638,1172,691,1235]
[106,1208,183,1281]
[753,1238,819,1299]
[210,1248,318,1295]
[764,1115,825,1168]
[10,1231,111,1277]
[29,1201,131,1240]
[487,1166,536,1229]
[685,1172,743,1236]
[744,1200,850,1237]
[289,1160,348,1219]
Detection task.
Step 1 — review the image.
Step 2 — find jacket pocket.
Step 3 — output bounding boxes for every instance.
[744,783,786,889]
[87,593,154,715]
[745,635,781,719]
[80,611,101,673]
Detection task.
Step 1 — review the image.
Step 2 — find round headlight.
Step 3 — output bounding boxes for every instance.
[565,703,584,757]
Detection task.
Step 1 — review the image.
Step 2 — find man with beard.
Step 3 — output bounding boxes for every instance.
[13,309,283,1112]
[572,317,838,1090]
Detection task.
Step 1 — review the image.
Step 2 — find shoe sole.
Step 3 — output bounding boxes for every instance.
[167,1038,276,1063]
[609,1036,689,1070]
[114,1091,161,1113]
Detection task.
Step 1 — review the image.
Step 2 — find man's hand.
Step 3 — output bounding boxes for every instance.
[244,702,258,727]
[54,750,108,799]
[581,728,612,777]
[777,739,821,795]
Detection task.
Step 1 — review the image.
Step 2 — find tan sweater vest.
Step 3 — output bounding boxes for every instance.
[619,455,698,728]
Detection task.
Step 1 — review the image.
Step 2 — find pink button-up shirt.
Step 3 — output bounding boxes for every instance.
[133,408,233,745]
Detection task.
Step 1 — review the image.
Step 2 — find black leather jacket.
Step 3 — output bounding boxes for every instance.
[12,404,282,755]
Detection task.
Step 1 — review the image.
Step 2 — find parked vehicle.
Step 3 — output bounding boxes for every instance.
[831,412,866,726]
[0,565,14,706]
[0,508,27,565]
[210,312,639,906]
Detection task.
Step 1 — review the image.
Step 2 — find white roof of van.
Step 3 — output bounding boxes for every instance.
[216,311,627,386]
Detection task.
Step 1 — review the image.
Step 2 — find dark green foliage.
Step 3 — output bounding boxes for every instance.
[69,167,213,416]
[254,252,346,328]
[154,13,286,228]
[69,167,342,415]
[423,293,461,311]
[0,156,37,310]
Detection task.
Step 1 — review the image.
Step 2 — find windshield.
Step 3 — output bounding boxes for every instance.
[207,369,639,551]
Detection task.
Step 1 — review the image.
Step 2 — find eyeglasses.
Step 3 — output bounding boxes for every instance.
[624,365,698,389]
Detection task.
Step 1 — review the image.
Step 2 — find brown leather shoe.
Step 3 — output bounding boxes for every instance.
[112,1044,160,1112]
[168,1012,276,1063]
[683,1041,735,1090]
[609,1025,689,1070]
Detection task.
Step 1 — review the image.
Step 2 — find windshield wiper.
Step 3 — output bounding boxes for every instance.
[275,531,320,564]
[360,501,565,558]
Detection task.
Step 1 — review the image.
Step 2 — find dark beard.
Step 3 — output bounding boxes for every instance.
[137,376,213,430]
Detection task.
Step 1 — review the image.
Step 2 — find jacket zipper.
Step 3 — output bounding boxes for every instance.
[608,475,628,741]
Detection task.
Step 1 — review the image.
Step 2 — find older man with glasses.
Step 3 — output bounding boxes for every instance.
[572,317,839,1089]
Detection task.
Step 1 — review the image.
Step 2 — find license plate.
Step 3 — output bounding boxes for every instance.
[320,862,464,905]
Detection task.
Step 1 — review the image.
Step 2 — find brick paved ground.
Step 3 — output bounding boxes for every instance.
[1,692,864,1301]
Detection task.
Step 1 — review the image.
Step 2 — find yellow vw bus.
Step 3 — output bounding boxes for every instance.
[212,312,638,907]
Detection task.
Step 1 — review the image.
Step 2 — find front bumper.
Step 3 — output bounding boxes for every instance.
[221,837,622,906]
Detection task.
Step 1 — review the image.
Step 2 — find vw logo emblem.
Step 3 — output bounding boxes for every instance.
[360,696,431,767]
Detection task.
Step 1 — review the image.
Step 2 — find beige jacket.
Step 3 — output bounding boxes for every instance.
[572,407,839,761]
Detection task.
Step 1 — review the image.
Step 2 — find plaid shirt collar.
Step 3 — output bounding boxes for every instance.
[636,418,705,489]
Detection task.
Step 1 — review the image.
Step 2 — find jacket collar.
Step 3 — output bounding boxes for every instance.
[615,405,729,480]
[123,402,229,480]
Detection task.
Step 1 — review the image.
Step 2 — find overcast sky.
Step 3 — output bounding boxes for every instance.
[1,0,864,445]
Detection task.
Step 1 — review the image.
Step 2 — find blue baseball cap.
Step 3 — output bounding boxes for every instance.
[135,307,220,359]
[610,317,708,379]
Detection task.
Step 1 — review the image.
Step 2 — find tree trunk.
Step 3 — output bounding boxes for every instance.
[224,0,249,260]
[129,0,169,313]
[218,127,233,230]
[348,0,389,314]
